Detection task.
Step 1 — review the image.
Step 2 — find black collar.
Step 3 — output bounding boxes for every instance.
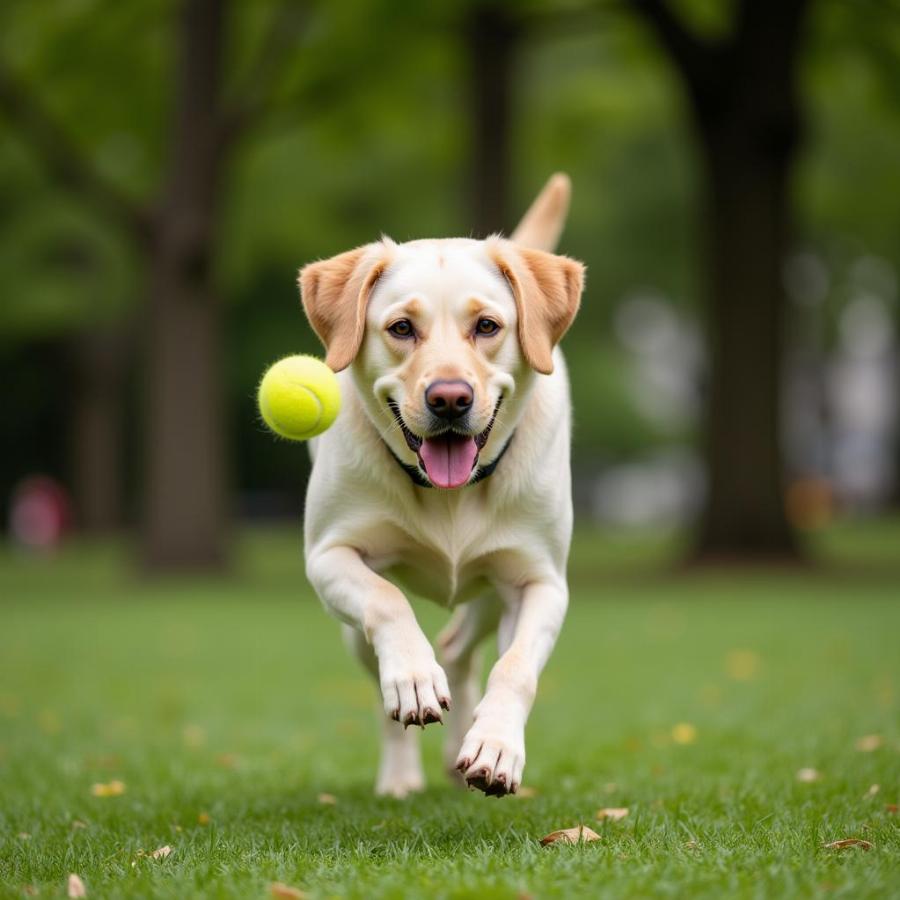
[385,433,515,489]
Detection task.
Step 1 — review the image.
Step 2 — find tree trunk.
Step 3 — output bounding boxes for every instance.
[466,4,517,236]
[70,328,128,533]
[629,0,809,561]
[141,0,229,570]
[694,125,799,558]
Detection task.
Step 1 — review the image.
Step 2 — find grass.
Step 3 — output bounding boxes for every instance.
[1,520,899,899]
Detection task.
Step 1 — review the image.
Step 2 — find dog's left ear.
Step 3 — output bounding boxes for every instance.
[490,240,584,374]
[299,241,393,371]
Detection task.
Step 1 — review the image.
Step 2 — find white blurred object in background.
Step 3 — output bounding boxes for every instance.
[828,286,897,510]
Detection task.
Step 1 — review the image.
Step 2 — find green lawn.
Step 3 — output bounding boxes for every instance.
[1,521,898,899]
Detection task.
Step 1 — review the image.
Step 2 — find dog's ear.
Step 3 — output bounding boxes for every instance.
[299,242,392,371]
[490,240,584,374]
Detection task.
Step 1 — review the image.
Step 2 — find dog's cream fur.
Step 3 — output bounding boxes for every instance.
[299,175,584,797]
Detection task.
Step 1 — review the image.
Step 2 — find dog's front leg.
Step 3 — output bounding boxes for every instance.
[455,578,568,796]
[306,545,451,726]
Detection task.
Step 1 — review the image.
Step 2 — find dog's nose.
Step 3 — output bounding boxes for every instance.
[425,380,474,419]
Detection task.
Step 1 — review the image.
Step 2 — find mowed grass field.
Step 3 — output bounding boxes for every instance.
[1,521,898,899]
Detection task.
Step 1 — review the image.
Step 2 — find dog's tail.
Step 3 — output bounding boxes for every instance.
[510,172,571,252]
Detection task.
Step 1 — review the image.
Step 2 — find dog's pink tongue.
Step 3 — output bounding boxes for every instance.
[419,434,478,489]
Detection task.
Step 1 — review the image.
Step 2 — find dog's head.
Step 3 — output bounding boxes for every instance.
[299,236,584,488]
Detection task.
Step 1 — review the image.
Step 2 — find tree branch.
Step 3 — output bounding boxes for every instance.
[0,59,153,244]
[624,0,718,93]
[220,1,313,144]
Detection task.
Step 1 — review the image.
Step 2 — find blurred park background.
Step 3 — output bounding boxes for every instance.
[2,4,900,896]
[1,0,899,570]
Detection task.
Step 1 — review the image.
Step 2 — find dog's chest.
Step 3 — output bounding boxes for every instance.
[363,496,507,606]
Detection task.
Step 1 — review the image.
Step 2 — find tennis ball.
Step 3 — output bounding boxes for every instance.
[257,355,341,441]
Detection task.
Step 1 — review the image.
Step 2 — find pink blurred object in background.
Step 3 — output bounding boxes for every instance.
[9,476,72,551]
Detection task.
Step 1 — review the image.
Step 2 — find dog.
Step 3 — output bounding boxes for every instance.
[299,174,584,797]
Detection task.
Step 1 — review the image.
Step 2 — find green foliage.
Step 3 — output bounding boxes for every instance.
[1,0,899,478]
[1,521,899,897]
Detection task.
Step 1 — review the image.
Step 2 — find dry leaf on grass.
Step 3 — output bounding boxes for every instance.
[90,780,125,797]
[540,825,601,847]
[516,785,538,799]
[197,812,211,825]
[671,723,697,745]
[855,734,884,752]
[823,838,873,851]
[866,784,880,798]
[182,724,206,748]
[317,793,337,805]
[67,873,87,898]
[151,845,173,860]
[725,649,760,681]
[796,768,822,783]
[886,804,898,814]
[71,820,88,830]
[269,882,309,899]
[596,807,629,822]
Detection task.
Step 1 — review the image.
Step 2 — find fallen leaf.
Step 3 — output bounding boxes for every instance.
[91,780,125,797]
[182,723,206,748]
[539,825,601,846]
[855,734,884,752]
[796,767,822,783]
[671,723,697,745]
[67,873,87,898]
[596,807,629,821]
[317,792,337,805]
[84,753,122,770]
[71,820,88,830]
[197,812,211,825]
[725,649,760,681]
[516,785,538,799]
[269,883,308,899]
[151,845,173,860]
[866,784,880,798]
[18,832,31,840]
[823,838,873,851]
[885,804,898,814]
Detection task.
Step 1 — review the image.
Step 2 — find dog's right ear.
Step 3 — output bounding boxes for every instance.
[299,242,392,371]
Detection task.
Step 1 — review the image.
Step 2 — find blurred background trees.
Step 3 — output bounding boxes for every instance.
[1,0,898,572]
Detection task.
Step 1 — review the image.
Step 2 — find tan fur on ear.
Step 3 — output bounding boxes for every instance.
[489,240,584,374]
[299,243,391,371]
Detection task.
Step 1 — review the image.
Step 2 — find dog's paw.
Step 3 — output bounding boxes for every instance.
[377,633,451,728]
[376,752,425,798]
[454,719,525,797]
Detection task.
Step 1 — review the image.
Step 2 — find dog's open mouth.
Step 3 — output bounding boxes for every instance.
[387,399,499,489]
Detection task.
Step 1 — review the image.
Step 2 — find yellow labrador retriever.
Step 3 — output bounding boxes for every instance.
[300,175,584,797]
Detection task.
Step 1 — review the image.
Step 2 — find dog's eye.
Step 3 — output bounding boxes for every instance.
[475,318,500,336]
[388,319,414,339]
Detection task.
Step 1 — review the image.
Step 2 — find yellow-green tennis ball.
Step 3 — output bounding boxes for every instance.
[257,355,341,441]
